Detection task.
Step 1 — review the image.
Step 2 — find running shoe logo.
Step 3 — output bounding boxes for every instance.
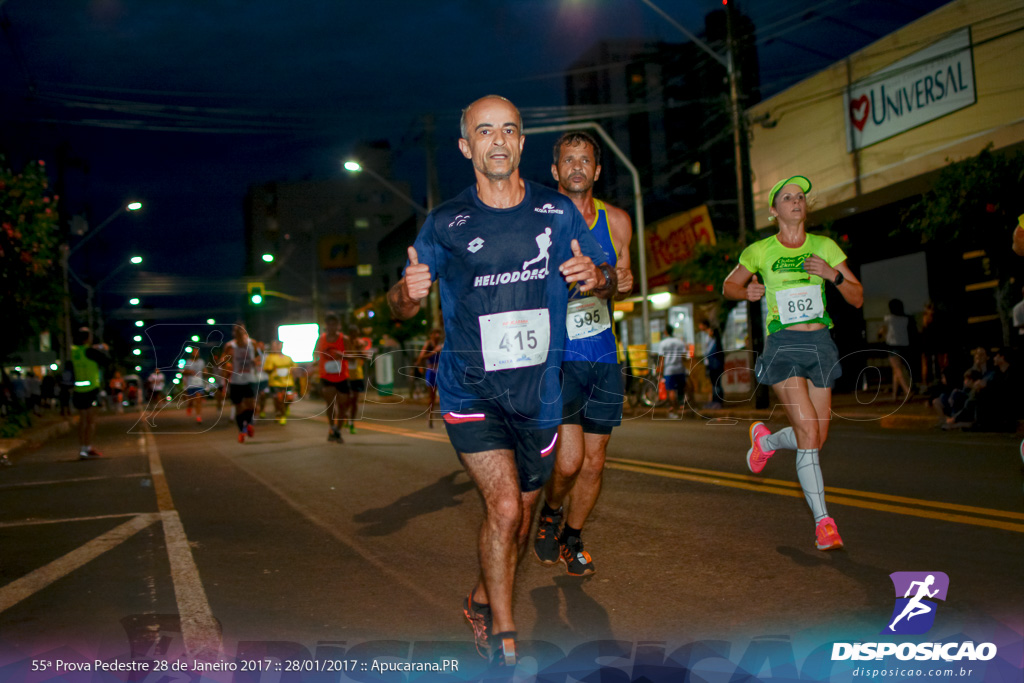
[467,237,485,253]
[882,572,949,635]
[449,214,470,228]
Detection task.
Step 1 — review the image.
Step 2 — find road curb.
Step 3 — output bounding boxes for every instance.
[0,417,74,464]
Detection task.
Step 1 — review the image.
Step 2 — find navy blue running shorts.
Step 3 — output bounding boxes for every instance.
[229,382,256,404]
[754,327,842,389]
[560,361,623,434]
[443,403,558,492]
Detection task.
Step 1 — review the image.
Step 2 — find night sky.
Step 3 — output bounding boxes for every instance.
[0,0,950,335]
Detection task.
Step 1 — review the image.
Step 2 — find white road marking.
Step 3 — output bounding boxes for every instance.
[141,425,223,659]
[0,513,160,613]
[0,512,144,528]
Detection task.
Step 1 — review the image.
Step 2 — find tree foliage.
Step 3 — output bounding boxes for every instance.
[901,145,1024,342]
[0,156,63,361]
[902,146,1024,273]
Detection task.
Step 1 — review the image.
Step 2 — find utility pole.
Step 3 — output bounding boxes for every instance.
[423,114,442,330]
[641,0,767,406]
[724,1,768,407]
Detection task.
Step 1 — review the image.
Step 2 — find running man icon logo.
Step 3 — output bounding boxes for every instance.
[883,571,949,635]
[523,227,552,273]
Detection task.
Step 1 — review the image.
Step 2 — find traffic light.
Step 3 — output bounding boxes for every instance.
[247,282,264,305]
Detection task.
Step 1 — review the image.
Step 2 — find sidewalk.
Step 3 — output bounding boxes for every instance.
[0,413,74,465]
[629,389,1024,432]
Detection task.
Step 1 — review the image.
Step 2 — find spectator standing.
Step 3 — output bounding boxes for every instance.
[1012,286,1024,350]
[881,298,915,400]
[698,319,725,409]
[655,325,689,419]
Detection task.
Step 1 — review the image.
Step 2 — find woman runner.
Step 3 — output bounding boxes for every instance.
[723,175,863,550]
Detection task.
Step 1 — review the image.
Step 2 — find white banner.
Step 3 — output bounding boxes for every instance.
[845,28,976,152]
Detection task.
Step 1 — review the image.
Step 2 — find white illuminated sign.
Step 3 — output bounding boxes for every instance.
[844,28,976,152]
[278,323,319,363]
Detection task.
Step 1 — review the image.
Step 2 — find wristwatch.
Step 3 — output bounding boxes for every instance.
[833,271,845,286]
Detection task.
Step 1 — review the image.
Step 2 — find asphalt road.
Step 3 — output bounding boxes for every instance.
[1,397,1021,680]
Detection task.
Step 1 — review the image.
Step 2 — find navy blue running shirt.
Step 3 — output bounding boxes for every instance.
[406,181,607,428]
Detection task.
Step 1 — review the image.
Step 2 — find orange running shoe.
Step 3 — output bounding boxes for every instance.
[237,432,245,444]
[746,421,776,474]
[815,516,844,551]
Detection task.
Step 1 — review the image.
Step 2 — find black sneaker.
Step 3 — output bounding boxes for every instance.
[533,507,562,565]
[327,428,343,443]
[462,593,492,659]
[490,632,517,667]
[560,535,595,576]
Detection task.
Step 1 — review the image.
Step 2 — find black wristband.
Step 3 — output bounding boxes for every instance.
[833,271,845,286]
[598,264,615,290]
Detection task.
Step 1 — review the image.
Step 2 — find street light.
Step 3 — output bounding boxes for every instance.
[62,200,144,355]
[261,253,275,263]
[129,298,140,305]
[342,159,428,216]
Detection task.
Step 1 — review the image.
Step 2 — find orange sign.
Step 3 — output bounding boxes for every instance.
[646,205,715,288]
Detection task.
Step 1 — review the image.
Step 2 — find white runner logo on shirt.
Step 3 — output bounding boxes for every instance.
[522,227,552,274]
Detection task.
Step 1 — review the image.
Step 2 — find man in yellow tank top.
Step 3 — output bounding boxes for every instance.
[534,131,635,576]
[262,339,295,425]
[345,325,372,434]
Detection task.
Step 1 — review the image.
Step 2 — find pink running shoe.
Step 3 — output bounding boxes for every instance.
[815,516,844,550]
[746,421,775,473]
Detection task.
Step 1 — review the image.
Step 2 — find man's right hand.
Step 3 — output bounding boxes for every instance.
[403,246,432,303]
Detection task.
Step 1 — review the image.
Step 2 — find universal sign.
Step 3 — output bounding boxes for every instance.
[844,28,976,152]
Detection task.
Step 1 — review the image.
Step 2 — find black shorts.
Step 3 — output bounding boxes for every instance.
[561,361,623,434]
[347,378,366,393]
[228,382,256,405]
[72,389,99,411]
[754,327,842,389]
[320,378,350,393]
[443,403,558,493]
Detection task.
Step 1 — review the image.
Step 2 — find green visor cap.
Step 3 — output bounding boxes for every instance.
[768,175,812,208]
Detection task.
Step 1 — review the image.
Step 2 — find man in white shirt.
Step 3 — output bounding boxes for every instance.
[655,325,689,419]
[1012,286,1024,348]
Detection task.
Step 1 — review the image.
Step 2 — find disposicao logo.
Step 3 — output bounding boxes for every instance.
[831,571,998,662]
[884,571,948,635]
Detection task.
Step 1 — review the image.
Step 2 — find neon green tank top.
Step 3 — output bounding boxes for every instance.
[71,345,101,392]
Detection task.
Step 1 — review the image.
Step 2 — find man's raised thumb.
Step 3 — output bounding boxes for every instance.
[571,239,582,257]
[751,274,759,285]
[408,246,419,266]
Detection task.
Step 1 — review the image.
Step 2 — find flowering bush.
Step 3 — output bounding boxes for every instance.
[0,155,62,361]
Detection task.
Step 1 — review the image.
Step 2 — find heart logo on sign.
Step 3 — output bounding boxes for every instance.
[849,95,870,132]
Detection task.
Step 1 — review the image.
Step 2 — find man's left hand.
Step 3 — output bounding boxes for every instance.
[616,266,633,294]
[559,239,605,292]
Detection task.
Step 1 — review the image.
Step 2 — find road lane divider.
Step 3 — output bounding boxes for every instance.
[606,457,1024,534]
[142,424,223,659]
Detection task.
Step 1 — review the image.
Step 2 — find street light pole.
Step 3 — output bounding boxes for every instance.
[639,0,766,405]
[62,201,143,350]
[343,161,428,216]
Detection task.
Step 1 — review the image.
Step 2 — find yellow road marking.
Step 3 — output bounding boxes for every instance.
[313,415,450,443]
[607,458,1024,534]
[326,419,1024,534]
